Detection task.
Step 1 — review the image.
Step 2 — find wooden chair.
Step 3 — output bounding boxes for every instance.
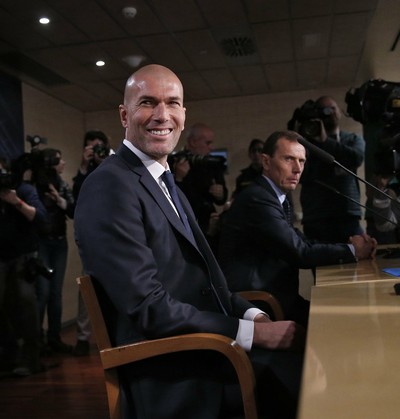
[77,275,260,419]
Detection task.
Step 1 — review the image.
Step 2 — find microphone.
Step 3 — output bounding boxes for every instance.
[298,137,395,201]
[314,180,397,226]
[298,137,335,165]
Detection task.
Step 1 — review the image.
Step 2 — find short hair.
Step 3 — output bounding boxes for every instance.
[41,148,61,166]
[248,138,264,153]
[185,123,212,141]
[83,130,109,147]
[263,130,304,156]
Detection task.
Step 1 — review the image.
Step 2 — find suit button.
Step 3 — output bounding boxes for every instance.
[201,287,212,296]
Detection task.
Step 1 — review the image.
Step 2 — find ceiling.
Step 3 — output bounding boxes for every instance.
[0,0,398,113]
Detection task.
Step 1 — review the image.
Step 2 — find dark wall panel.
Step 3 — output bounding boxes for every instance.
[0,72,24,160]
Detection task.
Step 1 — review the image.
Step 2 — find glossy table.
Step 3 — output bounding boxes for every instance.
[316,248,400,286]
[298,256,400,419]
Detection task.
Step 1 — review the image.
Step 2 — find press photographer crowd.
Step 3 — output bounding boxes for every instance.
[1,77,399,381]
[0,131,111,376]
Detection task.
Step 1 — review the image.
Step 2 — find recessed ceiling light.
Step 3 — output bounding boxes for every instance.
[122,55,145,68]
[39,17,50,25]
[96,60,105,67]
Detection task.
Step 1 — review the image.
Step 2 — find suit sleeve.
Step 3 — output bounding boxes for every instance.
[237,189,356,268]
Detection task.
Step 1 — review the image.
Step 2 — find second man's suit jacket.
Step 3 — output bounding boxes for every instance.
[218,175,356,320]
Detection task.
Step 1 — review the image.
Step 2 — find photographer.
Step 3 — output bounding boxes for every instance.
[72,130,112,356]
[33,148,75,354]
[72,130,111,199]
[293,96,365,243]
[0,155,49,376]
[170,123,228,244]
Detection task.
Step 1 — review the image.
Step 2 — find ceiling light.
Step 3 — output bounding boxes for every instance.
[39,17,50,25]
[122,6,137,19]
[96,60,105,67]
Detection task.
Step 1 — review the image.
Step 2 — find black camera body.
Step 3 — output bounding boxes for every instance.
[345,79,400,175]
[287,99,333,138]
[93,143,110,159]
[0,168,17,190]
[345,79,400,125]
[24,257,54,283]
[168,150,226,172]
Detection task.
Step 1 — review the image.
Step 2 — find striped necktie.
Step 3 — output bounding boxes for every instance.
[283,197,293,226]
[161,171,192,233]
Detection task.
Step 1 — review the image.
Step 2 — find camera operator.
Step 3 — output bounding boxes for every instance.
[0,155,49,376]
[169,123,228,246]
[72,130,112,356]
[33,148,75,354]
[295,96,365,243]
[72,130,112,199]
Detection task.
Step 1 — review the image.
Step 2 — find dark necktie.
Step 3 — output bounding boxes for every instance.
[161,171,192,233]
[283,197,293,226]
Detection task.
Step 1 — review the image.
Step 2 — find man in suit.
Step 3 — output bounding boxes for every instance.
[74,65,307,419]
[218,130,377,328]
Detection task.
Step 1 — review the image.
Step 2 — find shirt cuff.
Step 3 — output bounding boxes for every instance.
[236,319,254,352]
[347,243,355,258]
[235,308,269,352]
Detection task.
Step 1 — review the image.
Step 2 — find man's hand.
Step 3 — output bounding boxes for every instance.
[80,145,95,174]
[253,320,306,351]
[311,119,328,143]
[0,188,19,205]
[209,180,224,200]
[206,212,220,237]
[173,158,190,182]
[350,233,378,260]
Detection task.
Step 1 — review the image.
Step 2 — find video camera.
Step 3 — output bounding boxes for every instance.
[0,167,17,190]
[345,79,400,175]
[26,135,47,149]
[287,99,333,138]
[24,257,54,283]
[168,150,227,172]
[92,143,110,159]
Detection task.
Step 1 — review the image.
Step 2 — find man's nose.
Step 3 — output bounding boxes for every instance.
[153,103,169,121]
[293,161,302,172]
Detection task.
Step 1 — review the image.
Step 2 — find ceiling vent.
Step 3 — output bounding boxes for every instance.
[220,36,256,57]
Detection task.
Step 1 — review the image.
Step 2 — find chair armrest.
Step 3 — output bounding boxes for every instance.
[100,333,258,419]
[238,290,284,321]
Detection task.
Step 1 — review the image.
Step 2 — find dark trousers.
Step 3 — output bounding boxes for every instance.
[120,347,304,419]
[0,254,41,369]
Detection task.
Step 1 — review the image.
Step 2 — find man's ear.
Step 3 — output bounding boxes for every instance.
[261,153,270,171]
[119,105,128,128]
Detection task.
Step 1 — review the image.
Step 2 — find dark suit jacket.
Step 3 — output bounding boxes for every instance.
[218,175,356,323]
[74,144,255,418]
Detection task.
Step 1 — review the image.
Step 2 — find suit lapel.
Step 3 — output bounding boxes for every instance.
[116,145,199,247]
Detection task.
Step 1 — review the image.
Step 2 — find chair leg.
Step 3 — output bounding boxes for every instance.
[104,370,121,419]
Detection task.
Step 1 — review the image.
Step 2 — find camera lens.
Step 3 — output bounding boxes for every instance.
[301,120,321,138]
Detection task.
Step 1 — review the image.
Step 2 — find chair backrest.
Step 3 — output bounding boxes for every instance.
[77,275,122,419]
[76,275,259,419]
